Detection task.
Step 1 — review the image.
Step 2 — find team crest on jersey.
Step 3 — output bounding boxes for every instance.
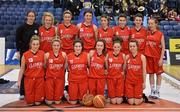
[80,28,84,32]
[131,34,135,38]
[28,58,33,62]
[49,59,53,63]
[60,30,63,34]
[109,58,113,62]
[69,60,73,64]
[116,31,119,35]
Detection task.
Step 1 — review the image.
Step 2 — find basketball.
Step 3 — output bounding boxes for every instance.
[93,95,106,108]
[82,93,94,106]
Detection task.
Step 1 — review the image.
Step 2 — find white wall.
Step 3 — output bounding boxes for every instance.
[0,38,5,65]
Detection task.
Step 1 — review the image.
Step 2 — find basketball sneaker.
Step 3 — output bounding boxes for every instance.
[19,95,24,100]
[153,90,160,99]
[149,90,155,98]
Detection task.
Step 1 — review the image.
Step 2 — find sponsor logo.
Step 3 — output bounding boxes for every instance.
[170,39,180,52]
[29,62,43,68]
[49,64,64,69]
[71,64,85,70]
[175,54,180,60]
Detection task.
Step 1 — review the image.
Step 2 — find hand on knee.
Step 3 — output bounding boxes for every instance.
[128,99,134,105]
[134,98,143,105]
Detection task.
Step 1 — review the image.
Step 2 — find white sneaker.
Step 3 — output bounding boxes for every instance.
[19,95,24,100]
[149,90,155,98]
[153,90,160,99]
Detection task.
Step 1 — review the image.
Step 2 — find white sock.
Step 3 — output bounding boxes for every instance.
[157,85,161,92]
[151,85,155,91]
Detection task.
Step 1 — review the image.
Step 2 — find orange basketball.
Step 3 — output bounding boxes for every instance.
[93,95,106,108]
[82,93,94,106]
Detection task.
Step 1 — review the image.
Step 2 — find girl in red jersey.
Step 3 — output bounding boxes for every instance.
[98,14,114,52]
[113,13,131,55]
[125,40,146,105]
[130,13,147,54]
[18,35,45,106]
[77,10,98,52]
[107,37,125,104]
[45,38,67,105]
[39,12,56,52]
[88,39,108,96]
[145,18,165,99]
[67,39,88,105]
[58,10,78,54]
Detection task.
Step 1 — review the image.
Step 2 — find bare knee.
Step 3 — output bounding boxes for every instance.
[34,102,41,106]
[69,100,78,105]
[54,100,62,104]
[116,97,123,104]
[134,98,143,105]
[110,98,117,104]
[45,100,53,105]
[128,98,134,105]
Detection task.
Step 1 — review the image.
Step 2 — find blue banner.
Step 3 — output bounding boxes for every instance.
[5,49,19,65]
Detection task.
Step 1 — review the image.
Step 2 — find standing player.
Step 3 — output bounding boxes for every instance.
[58,10,78,54]
[16,10,39,99]
[113,13,131,54]
[98,14,114,52]
[145,18,165,99]
[45,38,67,105]
[130,13,147,54]
[77,10,98,52]
[88,39,108,96]
[67,39,88,104]
[107,37,125,104]
[39,12,56,52]
[125,40,146,105]
[17,35,45,106]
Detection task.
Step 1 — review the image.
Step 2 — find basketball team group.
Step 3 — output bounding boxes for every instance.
[16,9,165,106]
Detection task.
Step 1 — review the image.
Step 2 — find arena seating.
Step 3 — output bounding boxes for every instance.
[0,0,179,49]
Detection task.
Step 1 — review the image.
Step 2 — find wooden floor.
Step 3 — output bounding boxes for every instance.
[0,65,180,80]
[1,99,180,112]
[0,65,179,112]
[0,65,19,76]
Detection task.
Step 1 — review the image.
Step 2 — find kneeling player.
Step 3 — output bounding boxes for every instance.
[45,38,67,105]
[18,35,45,106]
[125,40,146,105]
[67,39,88,104]
[107,37,125,104]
